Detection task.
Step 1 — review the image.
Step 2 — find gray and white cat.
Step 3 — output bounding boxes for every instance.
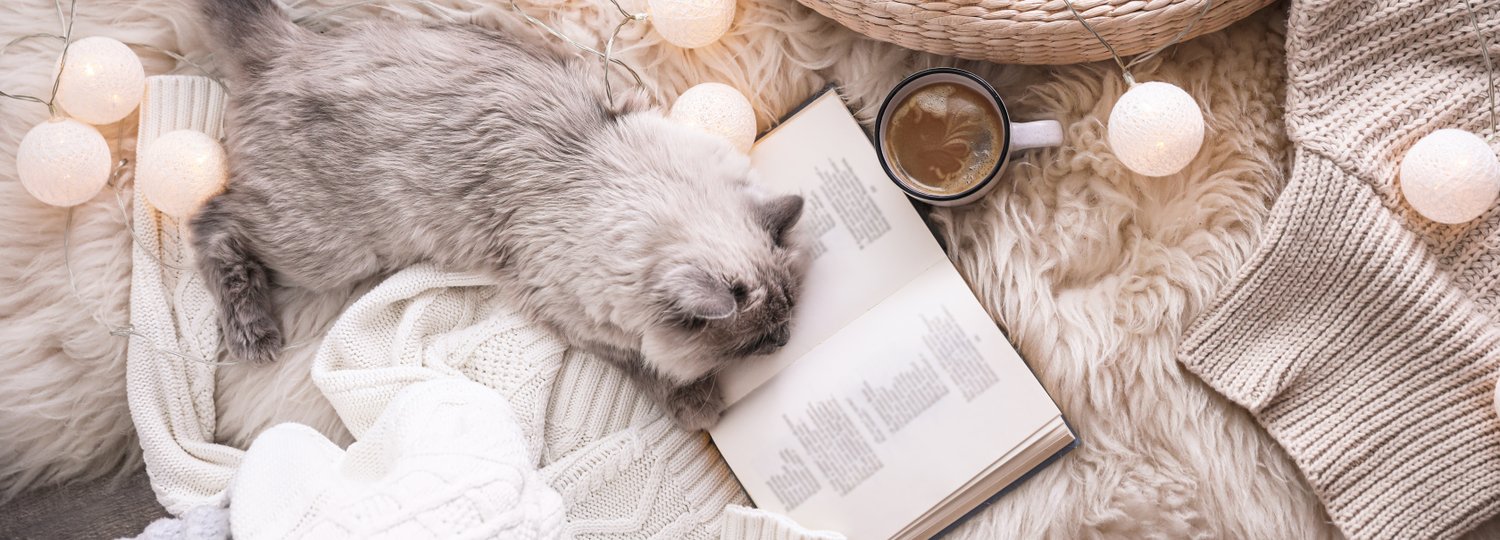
[192,0,807,429]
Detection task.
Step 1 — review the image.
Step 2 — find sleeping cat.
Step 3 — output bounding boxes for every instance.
[192,0,807,429]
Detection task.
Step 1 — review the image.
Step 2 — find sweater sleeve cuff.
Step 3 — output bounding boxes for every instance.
[719,505,845,540]
[1179,150,1500,539]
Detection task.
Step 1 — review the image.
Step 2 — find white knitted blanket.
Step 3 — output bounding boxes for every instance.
[126,75,840,539]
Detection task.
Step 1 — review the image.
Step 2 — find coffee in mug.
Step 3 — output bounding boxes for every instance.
[882,82,1005,197]
[875,68,1064,206]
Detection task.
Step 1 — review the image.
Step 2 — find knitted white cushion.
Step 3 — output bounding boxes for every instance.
[230,379,565,538]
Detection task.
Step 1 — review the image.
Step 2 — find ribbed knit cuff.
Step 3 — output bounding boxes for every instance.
[1180,150,1500,540]
[719,505,845,540]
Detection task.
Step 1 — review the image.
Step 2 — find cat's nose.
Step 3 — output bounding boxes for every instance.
[772,325,790,347]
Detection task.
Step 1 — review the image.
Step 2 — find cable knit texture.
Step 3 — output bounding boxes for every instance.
[229,381,566,538]
[128,75,241,516]
[1179,1,1500,539]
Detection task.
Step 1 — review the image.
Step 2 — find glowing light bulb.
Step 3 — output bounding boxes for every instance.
[669,82,756,153]
[16,118,113,207]
[137,129,230,218]
[1400,128,1500,224]
[648,0,735,49]
[55,36,144,125]
[1107,81,1205,177]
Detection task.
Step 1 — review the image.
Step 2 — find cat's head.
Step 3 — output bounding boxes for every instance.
[613,115,811,384]
[642,191,807,383]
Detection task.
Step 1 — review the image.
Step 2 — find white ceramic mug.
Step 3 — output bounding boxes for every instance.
[875,68,1063,206]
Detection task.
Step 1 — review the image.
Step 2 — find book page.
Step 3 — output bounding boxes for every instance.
[721,92,948,405]
[709,263,1061,539]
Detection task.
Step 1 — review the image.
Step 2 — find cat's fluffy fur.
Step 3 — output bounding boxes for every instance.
[192,0,807,429]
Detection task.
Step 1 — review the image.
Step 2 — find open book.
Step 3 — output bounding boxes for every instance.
[709,89,1076,539]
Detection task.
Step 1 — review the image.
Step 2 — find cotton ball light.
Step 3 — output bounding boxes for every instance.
[670,82,756,153]
[55,36,145,125]
[1107,81,1205,177]
[16,118,113,207]
[138,130,230,218]
[648,0,735,49]
[1400,129,1500,224]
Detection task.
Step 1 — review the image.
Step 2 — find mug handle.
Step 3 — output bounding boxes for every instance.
[1010,120,1064,151]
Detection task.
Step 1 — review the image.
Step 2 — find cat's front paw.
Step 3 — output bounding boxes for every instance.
[665,377,725,431]
[225,316,283,364]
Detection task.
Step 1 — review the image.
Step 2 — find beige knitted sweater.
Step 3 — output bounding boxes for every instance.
[1179,1,1500,539]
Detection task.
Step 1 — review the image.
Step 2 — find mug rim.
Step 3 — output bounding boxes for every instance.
[874,67,1014,203]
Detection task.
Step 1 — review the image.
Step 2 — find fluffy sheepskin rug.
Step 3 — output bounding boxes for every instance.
[0,0,1347,537]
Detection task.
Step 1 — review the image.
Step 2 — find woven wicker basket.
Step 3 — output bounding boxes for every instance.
[795,0,1276,65]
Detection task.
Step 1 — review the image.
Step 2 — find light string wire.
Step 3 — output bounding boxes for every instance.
[63,163,321,364]
[62,163,236,366]
[1461,0,1498,141]
[60,161,319,366]
[16,0,233,361]
[1066,0,1496,132]
[128,42,230,95]
[504,0,648,108]
[1062,0,1214,86]
[0,1,230,106]
[289,0,649,107]
[0,0,302,366]
[0,0,74,115]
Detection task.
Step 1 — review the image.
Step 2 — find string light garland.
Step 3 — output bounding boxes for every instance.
[4,0,230,212]
[1398,0,1499,225]
[1066,0,1498,223]
[4,0,119,207]
[1065,0,1212,178]
[3,0,247,366]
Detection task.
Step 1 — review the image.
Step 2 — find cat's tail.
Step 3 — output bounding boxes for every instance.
[190,199,283,364]
[200,0,299,79]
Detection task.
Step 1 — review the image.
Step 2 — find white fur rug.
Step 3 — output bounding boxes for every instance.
[0,0,1342,537]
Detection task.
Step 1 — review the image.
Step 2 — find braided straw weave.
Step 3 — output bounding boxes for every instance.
[794,0,1275,65]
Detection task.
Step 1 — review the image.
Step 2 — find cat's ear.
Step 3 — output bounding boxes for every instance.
[659,265,735,320]
[758,195,804,246]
